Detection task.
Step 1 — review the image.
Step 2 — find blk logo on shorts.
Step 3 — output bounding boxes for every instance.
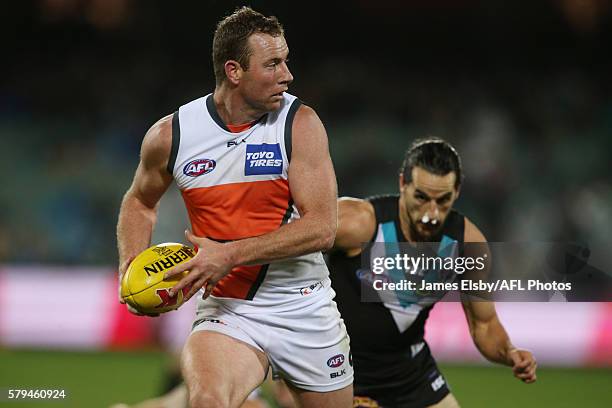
[330,369,346,379]
[245,143,283,175]
[431,374,446,391]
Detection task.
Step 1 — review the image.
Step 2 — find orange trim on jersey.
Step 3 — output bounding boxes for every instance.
[181,178,291,241]
[211,265,264,299]
[226,122,255,133]
[182,178,292,299]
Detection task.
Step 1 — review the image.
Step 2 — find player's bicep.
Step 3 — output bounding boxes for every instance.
[463,217,492,283]
[462,299,498,329]
[287,106,337,226]
[127,115,174,209]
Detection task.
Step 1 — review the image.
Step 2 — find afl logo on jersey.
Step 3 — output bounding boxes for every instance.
[183,159,216,177]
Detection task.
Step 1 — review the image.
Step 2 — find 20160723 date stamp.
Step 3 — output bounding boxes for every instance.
[2,388,67,401]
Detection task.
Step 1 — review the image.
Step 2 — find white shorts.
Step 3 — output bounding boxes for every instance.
[191,287,353,392]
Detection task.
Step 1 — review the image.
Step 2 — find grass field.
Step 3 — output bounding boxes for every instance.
[1,349,611,407]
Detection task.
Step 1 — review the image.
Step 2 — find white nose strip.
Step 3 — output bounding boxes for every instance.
[421,208,440,225]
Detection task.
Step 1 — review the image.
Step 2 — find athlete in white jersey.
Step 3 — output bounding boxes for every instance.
[169,91,331,307]
[117,7,352,408]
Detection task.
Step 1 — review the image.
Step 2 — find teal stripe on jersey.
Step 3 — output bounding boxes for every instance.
[437,235,458,258]
[380,221,415,308]
[421,235,459,285]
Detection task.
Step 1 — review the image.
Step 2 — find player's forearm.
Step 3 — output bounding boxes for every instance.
[116,193,158,275]
[471,318,515,366]
[224,214,336,267]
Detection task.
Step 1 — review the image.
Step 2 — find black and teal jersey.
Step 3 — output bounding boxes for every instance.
[328,194,465,407]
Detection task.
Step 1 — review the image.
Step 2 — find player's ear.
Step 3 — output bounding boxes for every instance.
[224,60,242,85]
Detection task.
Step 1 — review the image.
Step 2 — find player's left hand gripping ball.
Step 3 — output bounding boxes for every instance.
[120,243,195,314]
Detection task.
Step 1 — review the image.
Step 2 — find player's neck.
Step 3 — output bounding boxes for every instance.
[213,85,265,125]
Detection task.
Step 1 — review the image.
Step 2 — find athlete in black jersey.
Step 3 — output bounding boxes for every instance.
[329,138,537,408]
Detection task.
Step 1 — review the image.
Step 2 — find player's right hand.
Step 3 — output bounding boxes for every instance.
[117,256,135,305]
[509,348,537,383]
[119,289,160,317]
[164,229,235,302]
[117,271,159,317]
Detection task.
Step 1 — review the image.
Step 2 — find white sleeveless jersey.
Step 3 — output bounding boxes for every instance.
[168,93,331,309]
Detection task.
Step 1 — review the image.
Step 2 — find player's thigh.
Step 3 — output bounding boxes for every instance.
[427,393,460,408]
[286,382,353,408]
[270,379,298,408]
[181,331,269,408]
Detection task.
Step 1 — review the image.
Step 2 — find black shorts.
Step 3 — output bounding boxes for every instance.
[353,342,451,408]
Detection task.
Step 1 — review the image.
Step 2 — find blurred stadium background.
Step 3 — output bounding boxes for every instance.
[1,0,611,407]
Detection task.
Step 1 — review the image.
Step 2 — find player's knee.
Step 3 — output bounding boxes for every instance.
[188,388,230,408]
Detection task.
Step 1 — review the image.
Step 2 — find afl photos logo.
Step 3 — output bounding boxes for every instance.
[183,159,216,177]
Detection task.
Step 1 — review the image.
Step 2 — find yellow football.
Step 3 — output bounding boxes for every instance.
[120,243,195,314]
